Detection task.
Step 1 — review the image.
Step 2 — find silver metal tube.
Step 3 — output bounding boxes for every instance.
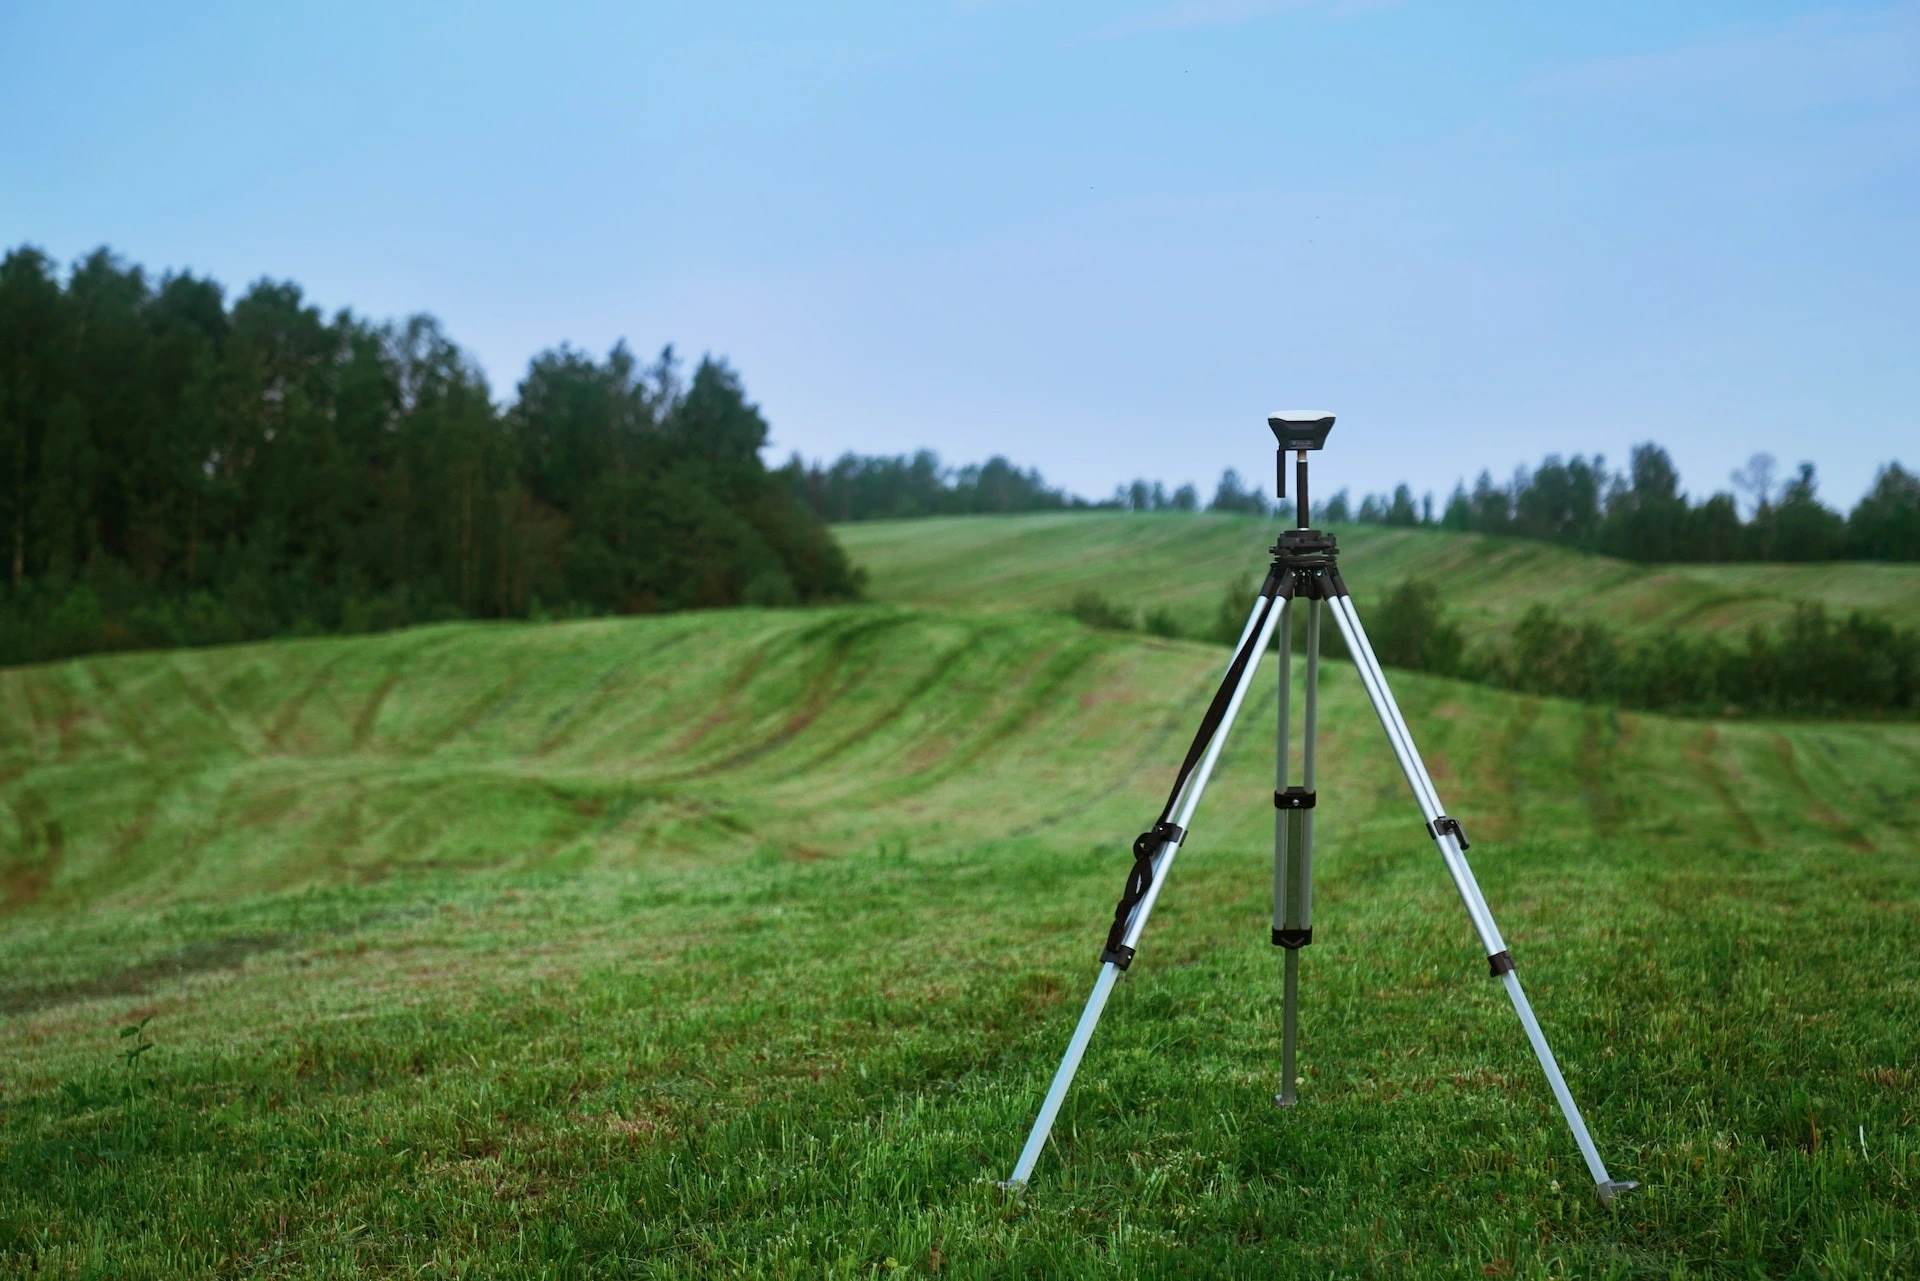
[1278,599,1322,1107]
[1278,947,1300,1106]
[1503,971,1613,1188]
[1007,964,1120,1185]
[1006,589,1283,1187]
[1303,601,1320,789]
[1300,599,1319,930]
[1276,597,1299,1107]
[1346,613,1510,950]
[1331,595,1507,955]
[1273,599,1293,936]
[1324,596,1503,953]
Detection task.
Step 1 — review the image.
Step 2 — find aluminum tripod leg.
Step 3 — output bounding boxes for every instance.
[1005,588,1285,1188]
[1273,599,1319,1106]
[1324,592,1634,1204]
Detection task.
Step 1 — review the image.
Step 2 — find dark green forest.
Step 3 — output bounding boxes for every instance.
[0,246,859,666]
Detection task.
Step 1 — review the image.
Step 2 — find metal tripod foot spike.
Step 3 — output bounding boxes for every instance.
[1003,412,1631,1205]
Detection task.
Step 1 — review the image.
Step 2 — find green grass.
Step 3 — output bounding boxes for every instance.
[836,513,1920,641]
[3,608,1918,1276]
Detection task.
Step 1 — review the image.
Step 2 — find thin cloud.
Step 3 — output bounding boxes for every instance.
[1540,3,1920,107]
[1082,0,1313,42]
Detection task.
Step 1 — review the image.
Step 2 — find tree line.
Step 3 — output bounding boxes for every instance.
[802,443,1920,565]
[786,452,1261,521]
[1324,444,1919,563]
[0,245,859,666]
[784,450,1090,521]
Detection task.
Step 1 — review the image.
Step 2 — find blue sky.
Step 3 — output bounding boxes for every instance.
[3,1,1915,509]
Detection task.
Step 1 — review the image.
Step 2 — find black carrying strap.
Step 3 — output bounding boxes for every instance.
[1102,584,1280,967]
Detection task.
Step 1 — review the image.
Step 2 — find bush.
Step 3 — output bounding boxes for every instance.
[1367,580,1465,677]
[1142,605,1183,638]
[1068,590,1136,632]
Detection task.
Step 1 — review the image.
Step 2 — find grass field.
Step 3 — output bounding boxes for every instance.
[836,514,1920,642]
[3,602,1919,1277]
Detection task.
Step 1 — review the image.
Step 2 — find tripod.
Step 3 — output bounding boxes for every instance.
[1004,414,1635,1204]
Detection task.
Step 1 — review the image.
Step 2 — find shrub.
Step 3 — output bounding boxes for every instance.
[1068,590,1135,632]
[1142,605,1183,639]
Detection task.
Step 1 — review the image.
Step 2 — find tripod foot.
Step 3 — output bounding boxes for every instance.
[1596,1179,1638,1206]
[1274,1092,1297,1109]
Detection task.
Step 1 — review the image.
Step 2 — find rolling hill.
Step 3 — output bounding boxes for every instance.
[3,609,1917,1275]
[837,513,1920,642]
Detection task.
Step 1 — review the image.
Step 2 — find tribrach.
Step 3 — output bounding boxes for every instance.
[1003,412,1636,1205]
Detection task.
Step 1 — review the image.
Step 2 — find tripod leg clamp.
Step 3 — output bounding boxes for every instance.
[1100,822,1187,969]
[1427,815,1470,850]
[1274,788,1316,809]
[1487,949,1515,977]
[1272,927,1313,949]
[1133,821,1186,859]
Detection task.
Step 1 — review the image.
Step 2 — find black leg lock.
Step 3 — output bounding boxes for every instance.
[1274,788,1316,809]
[1487,949,1515,977]
[1099,822,1188,970]
[1134,821,1186,858]
[1272,927,1313,949]
[1427,815,1470,850]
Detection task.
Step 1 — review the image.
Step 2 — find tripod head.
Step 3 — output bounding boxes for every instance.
[1268,411,1335,528]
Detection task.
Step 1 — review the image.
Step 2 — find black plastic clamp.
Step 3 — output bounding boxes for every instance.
[1272,927,1313,949]
[1132,821,1186,859]
[1102,944,1137,970]
[1487,949,1515,977]
[1274,788,1317,810]
[1427,815,1470,850]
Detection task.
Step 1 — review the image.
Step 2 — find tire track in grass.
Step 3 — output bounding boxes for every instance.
[14,668,61,762]
[1492,695,1543,838]
[0,931,286,1017]
[1576,706,1623,833]
[0,786,61,909]
[1002,650,1229,841]
[530,630,698,758]
[69,658,151,759]
[163,654,258,756]
[20,673,55,760]
[349,628,478,751]
[1771,732,1873,851]
[263,651,350,754]
[670,612,921,780]
[659,614,861,764]
[352,665,405,750]
[945,633,1106,770]
[771,623,984,779]
[54,780,171,908]
[415,625,616,756]
[1686,725,1763,847]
